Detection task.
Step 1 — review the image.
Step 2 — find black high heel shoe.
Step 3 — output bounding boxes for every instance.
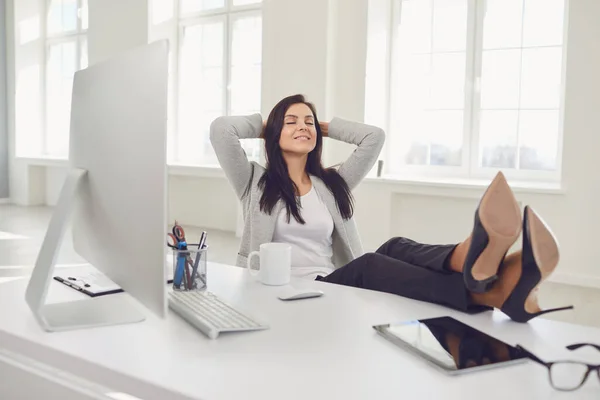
[463,172,522,293]
[500,206,574,323]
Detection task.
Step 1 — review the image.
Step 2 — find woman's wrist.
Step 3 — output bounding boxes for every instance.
[320,121,329,137]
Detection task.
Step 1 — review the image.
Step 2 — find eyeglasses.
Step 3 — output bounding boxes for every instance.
[517,343,600,391]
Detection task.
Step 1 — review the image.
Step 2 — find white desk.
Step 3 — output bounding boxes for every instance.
[0,263,598,400]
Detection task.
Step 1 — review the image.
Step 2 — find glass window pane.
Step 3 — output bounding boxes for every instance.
[230,15,262,115]
[395,110,463,166]
[394,54,431,110]
[178,66,224,163]
[47,0,78,35]
[230,65,261,114]
[520,47,562,109]
[405,144,428,165]
[392,55,429,167]
[231,16,262,66]
[523,0,565,47]
[426,110,463,166]
[46,41,77,157]
[430,52,465,109]
[397,0,433,54]
[81,0,88,30]
[178,22,225,164]
[233,0,261,5]
[178,112,221,165]
[365,3,390,130]
[519,110,559,170]
[180,22,225,71]
[479,110,518,168]
[80,37,88,69]
[392,109,427,165]
[480,49,521,109]
[15,66,42,156]
[432,0,467,52]
[482,0,523,49]
[392,0,467,169]
[180,0,225,15]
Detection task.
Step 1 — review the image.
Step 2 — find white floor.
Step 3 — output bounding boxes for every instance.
[1,204,599,328]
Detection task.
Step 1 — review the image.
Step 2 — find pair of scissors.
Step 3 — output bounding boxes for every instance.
[172,222,186,245]
[167,221,188,249]
[167,233,186,250]
[167,221,192,289]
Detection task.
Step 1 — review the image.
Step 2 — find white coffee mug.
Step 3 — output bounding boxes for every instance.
[246,243,291,286]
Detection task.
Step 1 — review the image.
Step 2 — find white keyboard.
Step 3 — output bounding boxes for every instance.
[168,290,268,339]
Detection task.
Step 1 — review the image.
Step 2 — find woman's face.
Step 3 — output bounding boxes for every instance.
[278,103,317,156]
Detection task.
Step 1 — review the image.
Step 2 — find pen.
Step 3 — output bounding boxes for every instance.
[192,231,207,288]
[184,251,192,290]
[173,241,187,288]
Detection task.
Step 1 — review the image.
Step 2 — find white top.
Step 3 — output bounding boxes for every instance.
[1,264,599,400]
[272,185,335,279]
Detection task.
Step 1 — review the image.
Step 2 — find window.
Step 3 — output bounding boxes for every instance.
[153,0,262,166]
[44,0,88,158]
[366,0,567,181]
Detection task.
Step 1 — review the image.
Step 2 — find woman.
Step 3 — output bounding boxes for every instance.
[210,94,572,323]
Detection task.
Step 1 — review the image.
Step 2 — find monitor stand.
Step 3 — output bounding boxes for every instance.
[25,168,146,332]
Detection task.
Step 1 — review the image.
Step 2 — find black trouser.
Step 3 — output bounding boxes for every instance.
[317,237,491,314]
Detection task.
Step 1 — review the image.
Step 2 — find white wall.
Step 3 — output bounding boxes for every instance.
[261,0,329,115]
[88,0,149,65]
[0,0,8,199]
[551,0,600,286]
[6,0,600,288]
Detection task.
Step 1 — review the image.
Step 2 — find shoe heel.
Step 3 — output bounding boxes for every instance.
[500,206,573,323]
[463,172,521,293]
[534,306,575,317]
[509,305,574,323]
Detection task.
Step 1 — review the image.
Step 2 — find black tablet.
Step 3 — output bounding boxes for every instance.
[373,316,527,375]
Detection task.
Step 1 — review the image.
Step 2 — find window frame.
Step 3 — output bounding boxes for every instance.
[171,0,263,166]
[43,0,88,157]
[380,0,568,183]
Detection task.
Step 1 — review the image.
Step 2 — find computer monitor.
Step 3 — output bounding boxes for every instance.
[25,40,169,332]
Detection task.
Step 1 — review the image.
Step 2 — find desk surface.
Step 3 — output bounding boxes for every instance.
[0,263,598,400]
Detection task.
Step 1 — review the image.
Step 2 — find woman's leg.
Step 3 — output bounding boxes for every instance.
[375,237,469,273]
[326,249,563,313]
[318,252,491,314]
[319,247,562,321]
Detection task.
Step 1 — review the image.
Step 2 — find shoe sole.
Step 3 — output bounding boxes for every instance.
[472,173,522,282]
[524,207,560,314]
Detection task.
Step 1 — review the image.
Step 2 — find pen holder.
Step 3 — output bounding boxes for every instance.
[171,247,208,291]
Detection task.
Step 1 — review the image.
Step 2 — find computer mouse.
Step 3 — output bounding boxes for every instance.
[277,286,324,301]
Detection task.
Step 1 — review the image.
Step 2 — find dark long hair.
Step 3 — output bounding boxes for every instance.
[258,94,354,224]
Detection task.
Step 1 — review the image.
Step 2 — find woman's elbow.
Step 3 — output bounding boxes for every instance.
[209,116,228,142]
[373,127,386,148]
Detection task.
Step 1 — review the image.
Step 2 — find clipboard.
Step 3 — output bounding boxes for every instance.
[53,263,174,297]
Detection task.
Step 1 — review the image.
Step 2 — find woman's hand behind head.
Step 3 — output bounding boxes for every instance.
[319,121,329,137]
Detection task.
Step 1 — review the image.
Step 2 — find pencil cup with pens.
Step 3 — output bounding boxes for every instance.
[172,247,208,291]
[167,222,208,291]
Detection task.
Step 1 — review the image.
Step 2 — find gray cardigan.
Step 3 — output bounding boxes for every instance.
[210,114,385,270]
